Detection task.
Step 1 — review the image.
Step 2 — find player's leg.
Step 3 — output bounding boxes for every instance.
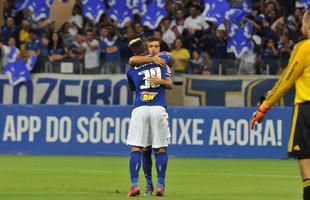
[154,147,168,196]
[126,106,150,197]
[128,146,142,197]
[150,106,170,196]
[298,159,310,200]
[287,103,310,200]
[142,146,154,195]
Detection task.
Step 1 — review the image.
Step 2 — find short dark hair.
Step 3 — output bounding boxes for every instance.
[129,38,146,55]
[144,36,159,44]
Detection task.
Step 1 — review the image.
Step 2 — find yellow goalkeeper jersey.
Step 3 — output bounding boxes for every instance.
[264,39,310,107]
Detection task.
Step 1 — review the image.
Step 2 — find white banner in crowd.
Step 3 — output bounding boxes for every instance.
[0,74,132,105]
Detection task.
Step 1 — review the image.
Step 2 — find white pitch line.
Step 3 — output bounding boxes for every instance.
[0,169,300,178]
[169,171,299,178]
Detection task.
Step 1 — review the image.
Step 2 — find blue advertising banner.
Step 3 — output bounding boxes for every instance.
[0,105,293,158]
[183,75,295,107]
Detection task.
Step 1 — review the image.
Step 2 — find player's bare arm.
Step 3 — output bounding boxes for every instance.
[148,76,173,90]
[129,55,166,67]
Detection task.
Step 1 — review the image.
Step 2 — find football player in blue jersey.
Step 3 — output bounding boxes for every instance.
[126,38,172,197]
[128,36,173,196]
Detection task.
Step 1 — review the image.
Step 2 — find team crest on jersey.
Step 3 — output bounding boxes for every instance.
[140,92,157,102]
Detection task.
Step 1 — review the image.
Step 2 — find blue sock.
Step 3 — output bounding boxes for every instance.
[155,152,168,188]
[129,151,142,188]
[142,149,153,186]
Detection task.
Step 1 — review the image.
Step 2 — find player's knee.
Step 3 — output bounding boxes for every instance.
[154,147,166,154]
[143,146,152,152]
[131,146,142,152]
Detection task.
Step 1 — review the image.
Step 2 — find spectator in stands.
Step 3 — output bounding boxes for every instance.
[170,38,190,74]
[34,35,49,73]
[210,24,229,75]
[160,17,176,48]
[171,8,185,37]
[287,1,305,42]
[26,29,41,57]
[153,29,170,52]
[70,4,83,31]
[60,22,75,48]
[1,16,17,45]
[82,30,100,74]
[36,19,49,40]
[120,26,136,70]
[0,37,19,68]
[48,31,67,62]
[100,25,122,74]
[260,38,279,75]
[133,22,153,38]
[187,49,207,75]
[70,32,84,62]
[256,0,278,40]
[2,0,17,20]
[123,26,136,44]
[278,32,293,72]
[17,19,31,57]
[184,5,209,35]
[238,35,262,75]
[99,26,108,41]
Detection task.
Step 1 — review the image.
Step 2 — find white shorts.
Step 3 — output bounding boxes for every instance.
[126,106,170,148]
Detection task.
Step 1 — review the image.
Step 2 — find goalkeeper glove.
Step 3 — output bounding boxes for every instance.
[250,104,269,129]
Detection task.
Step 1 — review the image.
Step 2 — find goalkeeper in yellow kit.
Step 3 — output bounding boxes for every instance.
[251,11,310,200]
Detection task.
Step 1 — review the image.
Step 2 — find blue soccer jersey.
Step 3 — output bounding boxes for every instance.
[127,53,172,109]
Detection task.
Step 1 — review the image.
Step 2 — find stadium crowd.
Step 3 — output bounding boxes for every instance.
[0,0,305,76]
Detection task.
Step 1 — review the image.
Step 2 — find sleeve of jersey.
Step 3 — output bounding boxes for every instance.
[159,53,172,77]
[264,42,308,108]
[159,53,172,66]
[126,71,135,91]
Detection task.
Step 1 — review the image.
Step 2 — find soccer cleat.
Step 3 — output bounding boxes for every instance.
[156,186,164,197]
[144,184,154,196]
[127,186,140,197]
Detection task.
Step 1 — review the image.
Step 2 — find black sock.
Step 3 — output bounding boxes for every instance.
[303,179,310,200]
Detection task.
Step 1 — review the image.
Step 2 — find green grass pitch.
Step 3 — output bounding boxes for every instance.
[0,155,302,199]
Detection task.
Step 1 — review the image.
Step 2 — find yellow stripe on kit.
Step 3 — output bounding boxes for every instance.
[288,104,299,152]
[304,179,310,188]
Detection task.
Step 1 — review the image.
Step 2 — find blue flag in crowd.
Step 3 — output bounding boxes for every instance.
[107,0,134,28]
[301,0,310,9]
[82,0,105,23]
[203,0,230,27]
[227,21,253,58]
[15,0,33,11]
[25,55,37,71]
[226,0,252,25]
[127,0,147,15]
[225,8,248,25]
[141,0,167,29]
[7,46,19,64]
[3,56,37,86]
[30,0,54,21]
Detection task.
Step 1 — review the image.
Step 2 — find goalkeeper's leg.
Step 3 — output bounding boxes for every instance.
[298,159,310,200]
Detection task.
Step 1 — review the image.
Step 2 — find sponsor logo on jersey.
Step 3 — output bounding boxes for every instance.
[140,92,158,102]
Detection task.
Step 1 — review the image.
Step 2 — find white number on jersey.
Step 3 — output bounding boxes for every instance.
[138,67,162,89]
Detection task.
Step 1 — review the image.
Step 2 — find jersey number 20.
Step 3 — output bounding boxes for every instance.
[138,67,161,89]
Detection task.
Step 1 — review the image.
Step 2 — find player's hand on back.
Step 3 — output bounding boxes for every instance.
[151,56,166,67]
[148,76,163,85]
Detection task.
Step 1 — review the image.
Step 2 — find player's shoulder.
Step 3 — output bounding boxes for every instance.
[158,52,172,62]
[127,66,135,74]
[295,39,310,50]
[159,51,172,57]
